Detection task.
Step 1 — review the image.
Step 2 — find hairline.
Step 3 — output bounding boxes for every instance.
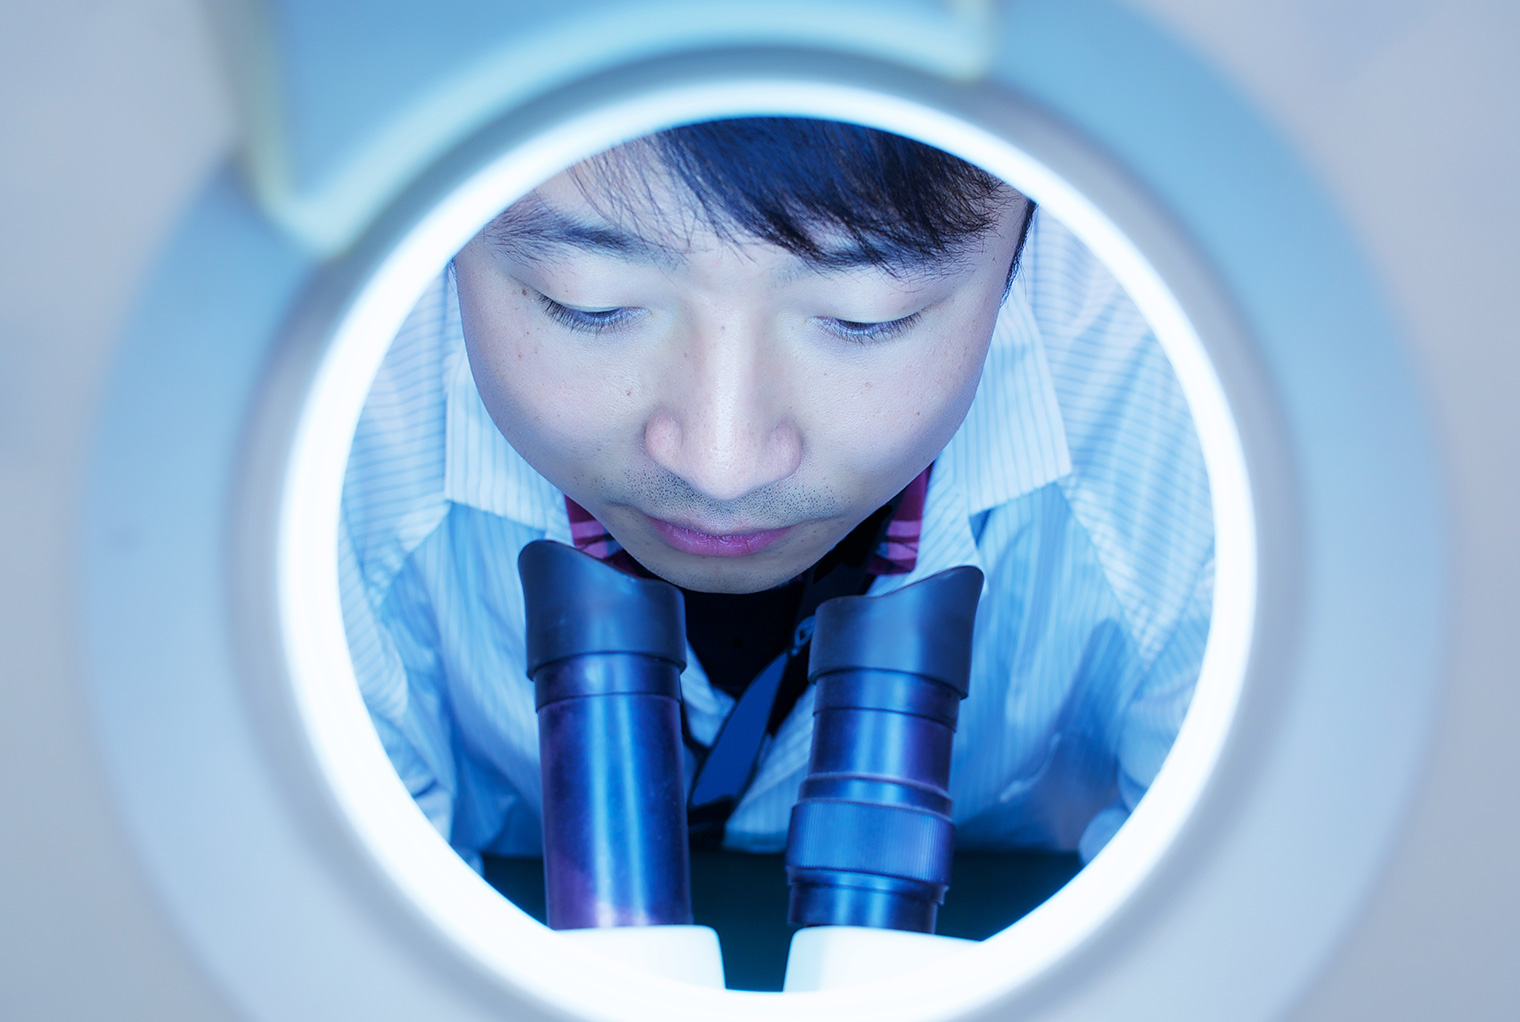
[480,191,1009,283]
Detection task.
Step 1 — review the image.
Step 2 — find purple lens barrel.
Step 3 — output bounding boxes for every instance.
[518,540,693,930]
[785,566,984,933]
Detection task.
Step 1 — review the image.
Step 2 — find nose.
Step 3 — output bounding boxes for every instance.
[642,322,803,504]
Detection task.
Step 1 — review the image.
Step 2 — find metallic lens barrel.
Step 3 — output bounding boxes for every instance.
[785,567,983,933]
[519,540,692,930]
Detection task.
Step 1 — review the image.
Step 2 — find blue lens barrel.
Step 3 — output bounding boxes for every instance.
[518,540,692,930]
[785,566,984,933]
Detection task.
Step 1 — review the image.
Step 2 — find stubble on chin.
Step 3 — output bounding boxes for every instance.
[598,464,851,537]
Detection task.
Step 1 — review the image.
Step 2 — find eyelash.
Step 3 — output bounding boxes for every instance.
[535,292,639,335]
[820,312,923,343]
[534,290,922,343]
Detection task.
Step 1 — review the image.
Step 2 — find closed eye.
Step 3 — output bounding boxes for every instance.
[535,292,643,334]
[817,311,923,343]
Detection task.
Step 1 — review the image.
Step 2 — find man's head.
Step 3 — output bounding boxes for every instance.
[454,118,1033,593]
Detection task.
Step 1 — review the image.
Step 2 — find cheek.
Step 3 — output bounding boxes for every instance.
[458,287,637,476]
[827,331,989,482]
[913,303,999,431]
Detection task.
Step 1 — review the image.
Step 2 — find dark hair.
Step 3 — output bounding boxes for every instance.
[584,117,1036,283]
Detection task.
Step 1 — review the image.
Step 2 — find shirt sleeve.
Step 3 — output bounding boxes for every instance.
[338,511,459,845]
[1078,548,1214,862]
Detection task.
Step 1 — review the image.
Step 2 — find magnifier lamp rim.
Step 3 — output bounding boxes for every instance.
[269,51,1263,1022]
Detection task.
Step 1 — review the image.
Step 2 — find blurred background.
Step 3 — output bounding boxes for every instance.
[1,1,1517,1018]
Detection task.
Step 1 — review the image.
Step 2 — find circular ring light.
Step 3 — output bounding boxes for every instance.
[276,66,1256,1021]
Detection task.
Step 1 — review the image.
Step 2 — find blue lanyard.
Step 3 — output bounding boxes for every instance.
[685,508,893,845]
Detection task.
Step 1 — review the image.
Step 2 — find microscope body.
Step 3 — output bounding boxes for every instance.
[519,540,722,984]
[519,540,984,990]
[783,566,984,989]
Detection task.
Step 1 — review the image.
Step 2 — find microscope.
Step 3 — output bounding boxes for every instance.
[519,540,982,991]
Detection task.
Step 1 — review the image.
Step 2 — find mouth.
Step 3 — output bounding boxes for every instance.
[645,516,793,557]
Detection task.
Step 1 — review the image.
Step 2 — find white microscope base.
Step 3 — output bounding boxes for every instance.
[783,925,976,992]
[555,924,726,988]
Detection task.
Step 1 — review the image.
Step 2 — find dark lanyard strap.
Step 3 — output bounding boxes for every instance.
[685,495,902,846]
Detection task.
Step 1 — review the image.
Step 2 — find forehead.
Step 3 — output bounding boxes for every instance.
[554,145,704,236]
[481,150,989,281]
[486,155,702,266]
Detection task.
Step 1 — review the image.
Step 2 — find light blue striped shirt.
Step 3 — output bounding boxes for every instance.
[340,213,1214,868]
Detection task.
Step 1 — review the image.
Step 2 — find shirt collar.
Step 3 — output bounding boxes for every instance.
[441,270,569,537]
[441,273,1070,533]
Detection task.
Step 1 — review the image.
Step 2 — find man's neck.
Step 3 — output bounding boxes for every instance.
[679,493,903,699]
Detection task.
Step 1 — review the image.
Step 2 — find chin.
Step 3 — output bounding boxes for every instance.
[640,555,803,594]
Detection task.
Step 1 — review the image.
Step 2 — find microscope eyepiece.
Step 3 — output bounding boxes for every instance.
[808,566,978,696]
[519,540,693,930]
[785,566,983,933]
[519,537,686,677]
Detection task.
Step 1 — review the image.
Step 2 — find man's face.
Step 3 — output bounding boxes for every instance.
[454,149,1027,593]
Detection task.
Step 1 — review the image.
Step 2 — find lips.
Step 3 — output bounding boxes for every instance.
[646,516,792,557]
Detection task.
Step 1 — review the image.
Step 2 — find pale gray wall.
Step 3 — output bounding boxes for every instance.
[0,1,238,1017]
[1135,2,1520,1017]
